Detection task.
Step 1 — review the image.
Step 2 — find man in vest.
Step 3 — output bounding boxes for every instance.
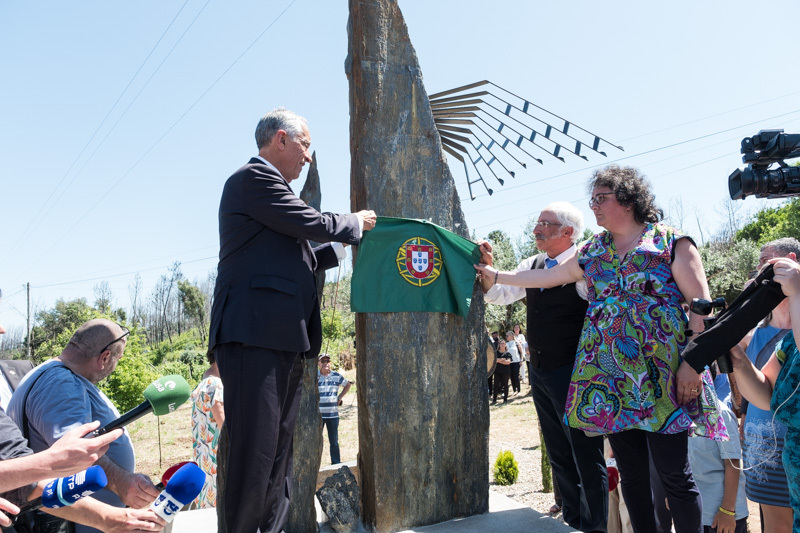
[479,201,608,533]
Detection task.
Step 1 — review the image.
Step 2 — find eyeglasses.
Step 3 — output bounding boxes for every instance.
[99,325,130,356]
[589,192,614,207]
[535,220,562,228]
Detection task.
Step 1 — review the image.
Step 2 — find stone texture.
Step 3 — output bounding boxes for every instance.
[316,466,364,533]
[287,152,326,533]
[346,1,489,531]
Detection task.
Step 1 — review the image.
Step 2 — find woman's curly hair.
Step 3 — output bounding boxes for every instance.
[588,165,663,224]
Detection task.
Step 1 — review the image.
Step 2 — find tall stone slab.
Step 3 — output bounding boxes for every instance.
[287,152,325,533]
[346,1,489,531]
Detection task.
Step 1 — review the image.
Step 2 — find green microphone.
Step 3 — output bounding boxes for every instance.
[92,375,191,436]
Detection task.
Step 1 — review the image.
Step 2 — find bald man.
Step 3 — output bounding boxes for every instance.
[7,319,161,533]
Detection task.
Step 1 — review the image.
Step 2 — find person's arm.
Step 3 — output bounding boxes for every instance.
[476,240,529,303]
[475,252,582,289]
[210,381,225,428]
[97,456,160,509]
[338,381,352,406]
[771,257,800,341]
[729,347,779,411]
[45,498,166,532]
[710,458,740,533]
[671,237,713,405]
[0,421,122,492]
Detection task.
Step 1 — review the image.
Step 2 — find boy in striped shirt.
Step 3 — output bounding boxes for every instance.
[317,354,351,464]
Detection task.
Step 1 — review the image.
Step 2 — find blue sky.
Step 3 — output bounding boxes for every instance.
[2,0,799,334]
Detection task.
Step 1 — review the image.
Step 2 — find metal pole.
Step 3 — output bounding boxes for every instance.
[26,282,31,359]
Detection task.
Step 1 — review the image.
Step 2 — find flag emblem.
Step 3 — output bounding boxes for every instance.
[396,237,442,286]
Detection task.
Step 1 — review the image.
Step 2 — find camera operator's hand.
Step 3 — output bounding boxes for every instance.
[676,361,702,405]
[769,257,800,297]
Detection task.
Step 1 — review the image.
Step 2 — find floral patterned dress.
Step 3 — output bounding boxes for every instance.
[773,332,800,532]
[191,376,224,508]
[564,223,727,440]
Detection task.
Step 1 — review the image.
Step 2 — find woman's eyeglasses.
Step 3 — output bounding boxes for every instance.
[589,192,614,207]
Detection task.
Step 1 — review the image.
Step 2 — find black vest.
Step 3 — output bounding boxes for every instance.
[525,254,588,371]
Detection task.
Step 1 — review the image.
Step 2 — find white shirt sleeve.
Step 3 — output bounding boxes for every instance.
[484,255,537,305]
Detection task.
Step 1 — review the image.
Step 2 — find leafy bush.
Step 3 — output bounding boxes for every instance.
[493,450,519,486]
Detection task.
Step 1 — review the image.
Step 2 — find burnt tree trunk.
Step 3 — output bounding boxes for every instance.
[347,1,489,531]
[287,152,326,533]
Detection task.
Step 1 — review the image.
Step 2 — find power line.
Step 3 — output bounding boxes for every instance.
[0,0,195,273]
[9,0,298,286]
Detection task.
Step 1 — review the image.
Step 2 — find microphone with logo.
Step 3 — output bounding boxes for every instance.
[91,375,191,437]
[11,465,107,524]
[150,462,205,523]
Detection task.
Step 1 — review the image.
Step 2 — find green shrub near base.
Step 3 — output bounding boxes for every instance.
[493,450,519,486]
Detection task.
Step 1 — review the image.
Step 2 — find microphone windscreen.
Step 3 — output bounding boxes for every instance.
[150,462,206,522]
[41,465,108,509]
[143,375,191,416]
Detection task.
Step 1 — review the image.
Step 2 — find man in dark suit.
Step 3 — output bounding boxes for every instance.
[479,202,608,533]
[209,108,375,533]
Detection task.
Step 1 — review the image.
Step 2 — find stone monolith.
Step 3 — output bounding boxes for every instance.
[287,152,326,533]
[346,1,489,531]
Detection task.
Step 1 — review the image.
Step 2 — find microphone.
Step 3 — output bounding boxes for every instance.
[12,466,107,523]
[150,462,205,523]
[154,461,196,491]
[92,375,191,436]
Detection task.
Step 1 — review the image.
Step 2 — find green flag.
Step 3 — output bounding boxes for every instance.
[351,217,480,317]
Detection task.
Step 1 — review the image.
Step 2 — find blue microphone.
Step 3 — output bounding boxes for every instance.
[150,462,205,522]
[12,465,107,524]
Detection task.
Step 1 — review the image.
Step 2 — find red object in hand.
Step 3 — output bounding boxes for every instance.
[156,461,197,490]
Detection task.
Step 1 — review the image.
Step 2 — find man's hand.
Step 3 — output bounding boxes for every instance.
[114,473,160,509]
[44,421,123,478]
[356,210,377,232]
[770,257,800,297]
[675,361,702,405]
[101,507,166,533]
[0,496,20,527]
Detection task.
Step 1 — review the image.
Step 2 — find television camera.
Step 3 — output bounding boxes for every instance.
[728,129,800,200]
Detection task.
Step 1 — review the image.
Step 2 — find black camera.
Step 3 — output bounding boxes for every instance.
[728,129,800,200]
[690,297,733,373]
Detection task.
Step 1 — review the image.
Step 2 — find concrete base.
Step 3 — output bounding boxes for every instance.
[170,492,577,533]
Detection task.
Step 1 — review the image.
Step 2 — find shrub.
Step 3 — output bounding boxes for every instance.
[493,450,519,486]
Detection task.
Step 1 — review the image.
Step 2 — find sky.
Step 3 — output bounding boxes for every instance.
[2,0,800,335]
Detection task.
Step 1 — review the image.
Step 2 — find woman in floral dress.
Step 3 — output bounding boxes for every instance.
[476,165,726,533]
[191,352,225,508]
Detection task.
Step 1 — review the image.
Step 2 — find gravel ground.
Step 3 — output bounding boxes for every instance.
[331,371,760,531]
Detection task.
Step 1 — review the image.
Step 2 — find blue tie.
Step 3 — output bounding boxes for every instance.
[541,258,557,291]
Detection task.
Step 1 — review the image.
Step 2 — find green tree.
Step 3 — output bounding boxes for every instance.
[29,298,98,363]
[736,198,800,245]
[699,239,760,304]
[177,280,208,346]
[483,230,524,333]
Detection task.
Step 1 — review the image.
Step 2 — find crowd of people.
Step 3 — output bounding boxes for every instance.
[477,165,800,533]
[2,108,800,533]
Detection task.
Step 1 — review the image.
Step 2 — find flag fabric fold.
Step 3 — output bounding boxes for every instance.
[350,217,480,317]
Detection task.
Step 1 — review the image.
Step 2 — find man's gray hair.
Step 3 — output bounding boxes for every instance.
[544,201,584,243]
[762,237,800,258]
[255,107,308,149]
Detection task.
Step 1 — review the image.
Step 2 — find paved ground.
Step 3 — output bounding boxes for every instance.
[171,491,576,532]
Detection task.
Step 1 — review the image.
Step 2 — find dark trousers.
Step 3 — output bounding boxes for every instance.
[531,363,608,532]
[492,372,509,402]
[509,362,521,392]
[216,343,304,533]
[608,429,702,533]
[322,417,340,464]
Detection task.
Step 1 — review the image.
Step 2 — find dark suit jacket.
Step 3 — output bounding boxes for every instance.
[209,157,360,358]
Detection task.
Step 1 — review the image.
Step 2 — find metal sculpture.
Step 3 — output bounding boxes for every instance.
[430,80,624,199]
